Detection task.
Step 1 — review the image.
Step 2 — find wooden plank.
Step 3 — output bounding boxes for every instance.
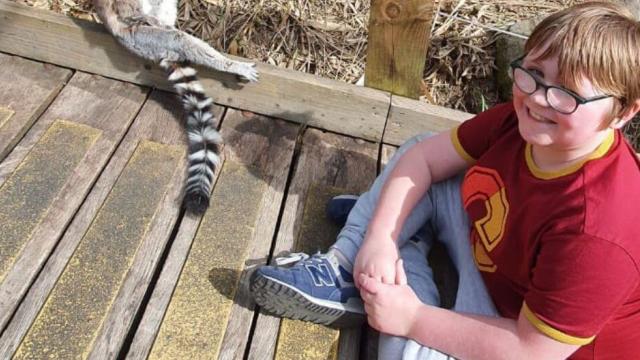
[365,0,434,98]
[0,120,100,284]
[150,162,264,360]
[10,140,182,359]
[384,95,473,146]
[0,52,72,161]
[127,110,298,360]
[381,143,396,168]
[0,72,147,333]
[0,107,13,128]
[0,90,222,359]
[0,0,389,142]
[247,129,377,360]
[87,92,217,358]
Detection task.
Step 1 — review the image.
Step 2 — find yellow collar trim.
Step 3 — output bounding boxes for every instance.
[525,130,615,180]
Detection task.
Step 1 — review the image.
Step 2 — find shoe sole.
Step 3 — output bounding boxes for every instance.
[250,272,365,328]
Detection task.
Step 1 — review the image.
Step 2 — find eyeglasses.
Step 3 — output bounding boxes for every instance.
[508,56,613,115]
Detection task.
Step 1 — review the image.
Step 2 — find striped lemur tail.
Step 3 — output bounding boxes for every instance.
[93,0,258,213]
[162,60,220,213]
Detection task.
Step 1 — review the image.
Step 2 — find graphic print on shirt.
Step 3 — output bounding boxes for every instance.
[462,166,509,273]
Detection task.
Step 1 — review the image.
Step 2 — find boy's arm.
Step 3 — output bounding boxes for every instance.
[368,130,469,238]
[360,269,580,360]
[406,303,580,360]
[354,130,469,286]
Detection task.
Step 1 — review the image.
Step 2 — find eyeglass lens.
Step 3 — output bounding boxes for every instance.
[512,67,577,113]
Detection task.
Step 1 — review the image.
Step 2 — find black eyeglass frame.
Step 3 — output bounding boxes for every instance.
[509,55,613,115]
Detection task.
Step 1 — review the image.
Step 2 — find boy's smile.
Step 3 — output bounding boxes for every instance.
[512,46,616,171]
[527,109,555,124]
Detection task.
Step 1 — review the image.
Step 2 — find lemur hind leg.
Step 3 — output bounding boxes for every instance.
[130,26,259,82]
[185,33,259,82]
[124,14,165,29]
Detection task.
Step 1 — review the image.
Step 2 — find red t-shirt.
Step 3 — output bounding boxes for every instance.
[452,102,640,359]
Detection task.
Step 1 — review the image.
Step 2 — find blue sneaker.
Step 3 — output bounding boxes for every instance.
[325,195,358,226]
[250,252,365,328]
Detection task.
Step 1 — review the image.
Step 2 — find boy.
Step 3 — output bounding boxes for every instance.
[250,2,640,359]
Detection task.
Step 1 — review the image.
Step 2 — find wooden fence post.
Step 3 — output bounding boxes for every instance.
[365,0,435,99]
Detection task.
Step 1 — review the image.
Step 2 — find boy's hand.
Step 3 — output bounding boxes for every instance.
[359,259,421,337]
[353,237,399,288]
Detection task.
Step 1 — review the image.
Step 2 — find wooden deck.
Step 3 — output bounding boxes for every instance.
[0,51,365,359]
[0,52,382,359]
[0,2,471,358]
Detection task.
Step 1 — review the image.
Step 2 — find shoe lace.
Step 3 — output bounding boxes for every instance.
[273,252,310,266]
[273,251,329,267]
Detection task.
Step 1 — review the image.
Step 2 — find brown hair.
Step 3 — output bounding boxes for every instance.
[525,1,640,117]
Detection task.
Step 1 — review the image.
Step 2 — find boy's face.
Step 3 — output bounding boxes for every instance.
[512,48,616,154]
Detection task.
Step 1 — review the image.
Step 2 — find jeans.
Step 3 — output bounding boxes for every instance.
[331,133,499,359]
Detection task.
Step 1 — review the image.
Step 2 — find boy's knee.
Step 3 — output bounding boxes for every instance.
[378,334,409,360]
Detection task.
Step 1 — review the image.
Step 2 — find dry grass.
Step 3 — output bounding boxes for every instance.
[10,0,639,149]
[423,0,579,111]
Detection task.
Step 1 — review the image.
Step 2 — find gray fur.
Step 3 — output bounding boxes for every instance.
[93,0,258,81]
[94,0,258,213]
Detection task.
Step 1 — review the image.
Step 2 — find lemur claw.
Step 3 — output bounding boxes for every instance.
[237,62,259,83]
[125,15,163,29]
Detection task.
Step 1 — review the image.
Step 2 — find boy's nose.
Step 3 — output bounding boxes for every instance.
[530,87,550,107]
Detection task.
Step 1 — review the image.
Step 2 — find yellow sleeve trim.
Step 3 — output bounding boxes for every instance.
[450,126,475,164]
[522,303,595,346]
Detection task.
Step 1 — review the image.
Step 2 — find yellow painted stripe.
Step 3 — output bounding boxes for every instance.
[0,120,100,283]
[0,106,15,129]
[450,126,475,164]
[14,141,182,359]
[149,161,266,359]
[526,130,615,180]
[275,185,345,360]
[522,303,595,345]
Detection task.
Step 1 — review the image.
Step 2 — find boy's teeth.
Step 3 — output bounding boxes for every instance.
[531,110,549,122]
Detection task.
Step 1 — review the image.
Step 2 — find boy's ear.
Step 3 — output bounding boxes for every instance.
[611,99,640,129]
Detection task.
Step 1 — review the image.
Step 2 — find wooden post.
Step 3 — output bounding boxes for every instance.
[365,0,434,99]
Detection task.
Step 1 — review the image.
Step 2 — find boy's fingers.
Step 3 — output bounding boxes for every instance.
[358,273,367,290]
[395,259,408,285]
[381,273,395,284]
[358,273,379,294]
[358,273,371,292]
[360,288,373,303]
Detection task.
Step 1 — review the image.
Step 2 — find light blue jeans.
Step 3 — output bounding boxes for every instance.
[331,133,499,359]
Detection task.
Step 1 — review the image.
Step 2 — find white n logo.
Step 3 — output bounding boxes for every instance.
[304,263,336,286]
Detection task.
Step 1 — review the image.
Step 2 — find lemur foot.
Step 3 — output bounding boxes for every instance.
[125,15,164,29]
[229,62,259,83]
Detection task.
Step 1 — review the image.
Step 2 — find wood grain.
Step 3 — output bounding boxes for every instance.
[0,90,218,358]
[0,53,72,161]
[0,72,146,335]
[0,120,100,285]
[365,0,434,98]
[12,141,182,359]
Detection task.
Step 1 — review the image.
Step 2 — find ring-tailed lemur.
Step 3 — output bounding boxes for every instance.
[94,0,258,213]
